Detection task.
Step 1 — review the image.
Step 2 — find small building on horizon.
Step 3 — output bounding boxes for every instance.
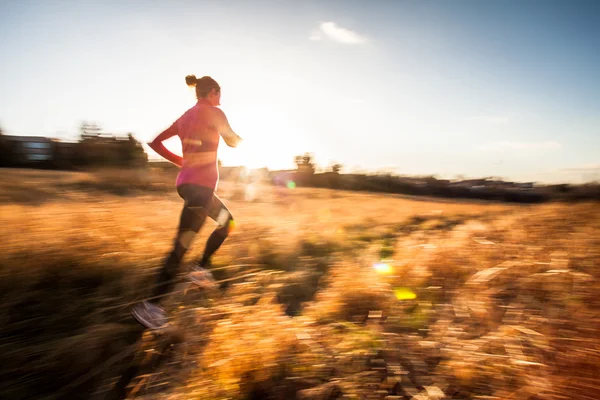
[2,135,56,166]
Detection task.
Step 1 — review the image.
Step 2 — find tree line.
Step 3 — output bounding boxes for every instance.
[1,123,597,203]
[0,123,148,169]
[287,153,600,203]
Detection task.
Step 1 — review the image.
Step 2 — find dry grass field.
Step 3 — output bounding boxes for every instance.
[1,169,599,400]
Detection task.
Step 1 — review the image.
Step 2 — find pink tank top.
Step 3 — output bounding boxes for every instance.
[173,99,225,190]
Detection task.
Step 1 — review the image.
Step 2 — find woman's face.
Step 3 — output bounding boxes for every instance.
[207,88,221,106]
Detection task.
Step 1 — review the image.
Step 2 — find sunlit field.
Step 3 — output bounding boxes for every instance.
[1,169,599,400]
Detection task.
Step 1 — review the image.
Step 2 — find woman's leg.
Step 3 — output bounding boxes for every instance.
[151,185,213,299]
[198,193,234,267]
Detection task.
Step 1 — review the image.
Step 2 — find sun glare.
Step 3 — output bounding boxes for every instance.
[146,94,311,171]
[151,134,293,171]
[373,262,393,274]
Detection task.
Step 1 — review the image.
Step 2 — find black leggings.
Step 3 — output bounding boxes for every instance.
[151,184,234,300]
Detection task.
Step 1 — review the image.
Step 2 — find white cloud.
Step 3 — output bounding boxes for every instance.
[311,21,368,45]
[478,140,561,151]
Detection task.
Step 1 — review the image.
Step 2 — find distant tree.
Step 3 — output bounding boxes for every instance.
[73,122,147,168]
[295,153,316,174]
[123,133,147,166]
[331,163,342,174]
[294,153,316,186]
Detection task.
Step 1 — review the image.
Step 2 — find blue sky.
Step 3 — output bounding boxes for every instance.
[0,0,598,183]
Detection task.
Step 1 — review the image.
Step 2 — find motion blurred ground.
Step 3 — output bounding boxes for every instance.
[1,169,598,399]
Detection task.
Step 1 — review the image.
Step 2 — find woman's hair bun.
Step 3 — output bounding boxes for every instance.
[185,74,198,86]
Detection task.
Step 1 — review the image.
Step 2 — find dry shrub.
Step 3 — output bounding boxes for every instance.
[224,226,303,271]
[195,299,302,398]
[303,261,395,323]
[70,168,173,195]
[420,210,599,398]
[365,203,600,399]
[0,249,146,399]
[0,168,176,204]
[185,298,383,399]
[275,268,323,315]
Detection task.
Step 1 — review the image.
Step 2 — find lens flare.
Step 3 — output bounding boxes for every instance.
[373,262,393,274]
[244,184,256,201]
[287,181,296,189]
[239,167,249,181]
[394,287,417,300]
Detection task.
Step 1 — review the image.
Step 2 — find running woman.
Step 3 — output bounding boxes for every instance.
[132,74,242,329]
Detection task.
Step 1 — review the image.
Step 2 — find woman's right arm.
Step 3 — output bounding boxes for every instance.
[148,123,184,167]
[215,109,243,148]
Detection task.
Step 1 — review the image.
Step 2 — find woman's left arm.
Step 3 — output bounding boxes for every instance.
[148,123,183,167]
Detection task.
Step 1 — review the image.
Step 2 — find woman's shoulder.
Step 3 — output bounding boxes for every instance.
[179,103,209,119]
[178,103,226,126]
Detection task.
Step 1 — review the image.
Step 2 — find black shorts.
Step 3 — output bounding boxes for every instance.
[176,184,232,231]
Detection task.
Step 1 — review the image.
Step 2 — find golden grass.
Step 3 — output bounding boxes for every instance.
[0,169,598,399]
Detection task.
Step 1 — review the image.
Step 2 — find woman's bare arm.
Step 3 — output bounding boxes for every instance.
[148,123,183,167]
[215,109,243,148]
